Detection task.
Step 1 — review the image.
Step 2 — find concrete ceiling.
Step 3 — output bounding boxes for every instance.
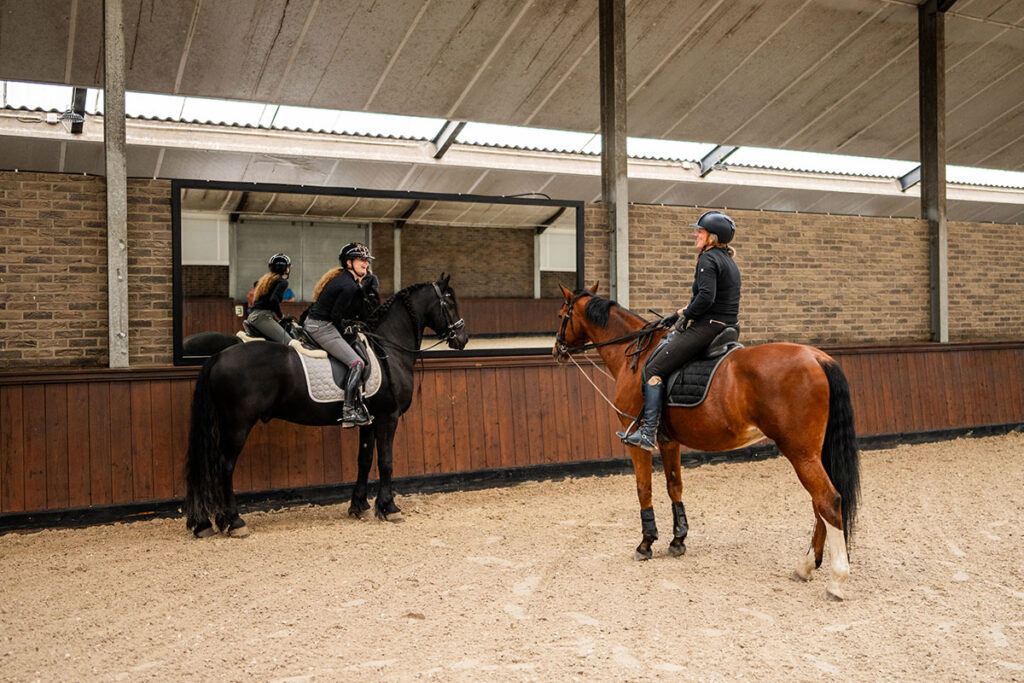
[1,0,1022,171]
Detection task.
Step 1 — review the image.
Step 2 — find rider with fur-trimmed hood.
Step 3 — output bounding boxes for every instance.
[305,242,378,426]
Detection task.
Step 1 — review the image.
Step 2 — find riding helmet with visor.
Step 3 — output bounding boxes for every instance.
[339,242,374,265]
[691,211,736,244]
[268,253,291,274]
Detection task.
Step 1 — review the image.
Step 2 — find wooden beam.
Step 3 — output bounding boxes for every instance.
[919,0,948,343]
[104,0,129,367]
[599,0,629,307]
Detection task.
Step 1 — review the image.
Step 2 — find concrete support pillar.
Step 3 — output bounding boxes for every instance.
[533,230,542,299]
[104,0,129,366]
[919,0,949,343]
[393,226,402,292]
[599,0,629,307]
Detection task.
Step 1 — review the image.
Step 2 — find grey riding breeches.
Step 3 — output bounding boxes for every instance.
[304,318,361,367]
[246,309,292,344]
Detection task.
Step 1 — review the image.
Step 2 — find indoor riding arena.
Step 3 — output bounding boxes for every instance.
[2,1,1022,681]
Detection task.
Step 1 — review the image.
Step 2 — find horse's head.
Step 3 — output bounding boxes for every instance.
[553,281,600,362]
[427,273,469,350]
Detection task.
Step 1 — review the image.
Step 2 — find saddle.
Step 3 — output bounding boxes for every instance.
[661,327,743,408]
[295,332,383,404]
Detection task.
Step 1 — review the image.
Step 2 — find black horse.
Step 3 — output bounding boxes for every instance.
[185,276,469,537]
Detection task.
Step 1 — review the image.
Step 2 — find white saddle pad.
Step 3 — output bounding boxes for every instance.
[295,333,382,403]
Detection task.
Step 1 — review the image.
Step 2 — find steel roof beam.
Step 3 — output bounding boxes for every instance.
[699,145,738,177]
[919,0,949,343]
[432,120,466,159]
[899,165,921,191]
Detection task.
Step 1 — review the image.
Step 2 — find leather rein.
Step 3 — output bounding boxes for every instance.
[555,291,662,370]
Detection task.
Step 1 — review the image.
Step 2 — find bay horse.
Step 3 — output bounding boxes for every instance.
[185,276,468,537]
[554,284,860,600]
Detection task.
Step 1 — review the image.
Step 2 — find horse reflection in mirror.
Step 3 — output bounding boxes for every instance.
[554,283,860,600]
[184,276,468,537]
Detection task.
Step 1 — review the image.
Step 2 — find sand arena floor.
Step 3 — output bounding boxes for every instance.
[1,432,1022,681]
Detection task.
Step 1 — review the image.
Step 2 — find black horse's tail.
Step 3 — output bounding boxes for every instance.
[819,360,860,545]
[185,356,224,530]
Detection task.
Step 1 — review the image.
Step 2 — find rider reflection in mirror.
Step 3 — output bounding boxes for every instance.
[245,253,294,345]
[622,211,742,452]
[305,242,378,426]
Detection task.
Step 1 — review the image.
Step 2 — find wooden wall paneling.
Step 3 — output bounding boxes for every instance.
[550,364,572,463]
[39,385,68,509]
[938,352,961,427]
[951,352,975,426]
[535,364,558,464]
[419,371,442,474]
[149,380,175,500]
[401,387,426,477]
[23,384,47,512]
[563,361,586,462]
[510,366,533,467]
[520,366,541,466]
[321,424,343,484]
[66,383,91,508]
[284,423,305,489]
[450,368,472,473]
[1002,349,1024,422]
[301,424,324,487]
[1,386,25,513]
[129,382,155,502]
[886,353,914,431]
[978,349,1002,424]
[841,355,877,436]
[464,367,486,472]
[169,379,192,499]
[494,366,517,469]
[908,352,932,431]
[87,383,113,507]
[435,370,457,473]
[592,365,617,461]
[923,351,950,430]
[478,368,501,470]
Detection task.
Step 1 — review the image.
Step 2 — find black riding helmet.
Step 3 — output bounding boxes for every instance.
[339,242,374,264]
[268,253,291,274]
[691,211,736,244]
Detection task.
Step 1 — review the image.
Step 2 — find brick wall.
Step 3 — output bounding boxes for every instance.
[584,203,1023,346]
[390,223,535,298]
[182,265,229,297]
[0,172,172,368]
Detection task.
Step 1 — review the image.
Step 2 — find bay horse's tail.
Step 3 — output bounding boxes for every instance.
[819,360,860,544]
[185,356,224,530]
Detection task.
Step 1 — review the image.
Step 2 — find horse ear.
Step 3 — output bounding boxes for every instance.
[443,272,451,287]
[559,284,573,301]
[588,281,600,293]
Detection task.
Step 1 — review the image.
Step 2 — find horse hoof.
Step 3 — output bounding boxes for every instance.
[349,507,371,520]
[668,540,686,557]
[193,524,215,539]
[825,583,846,601]
[634,545,653,561]
[384,511,405,523]
[228,525,250,538]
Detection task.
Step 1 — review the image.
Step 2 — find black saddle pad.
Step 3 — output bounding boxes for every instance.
[665,342,743,407]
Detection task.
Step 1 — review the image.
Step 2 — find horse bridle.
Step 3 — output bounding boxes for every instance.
[555,290,658,356]
[432,281,465,344]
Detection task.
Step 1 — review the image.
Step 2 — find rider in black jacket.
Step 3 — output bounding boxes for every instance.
[622,211,742,451]
[306,242,379,426]
[245,253,294,344]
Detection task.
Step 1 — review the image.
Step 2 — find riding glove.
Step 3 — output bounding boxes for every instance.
[659,312,680,328]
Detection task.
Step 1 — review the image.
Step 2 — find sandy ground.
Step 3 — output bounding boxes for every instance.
[1,433,1022,682]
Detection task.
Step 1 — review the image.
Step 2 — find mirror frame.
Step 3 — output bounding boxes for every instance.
[171,178,586,364]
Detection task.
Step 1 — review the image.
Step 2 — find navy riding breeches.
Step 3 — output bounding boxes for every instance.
[643,320,727,384]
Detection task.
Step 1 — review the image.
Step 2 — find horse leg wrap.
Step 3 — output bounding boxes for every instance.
[672,501,689,540]
[640,506,658,540]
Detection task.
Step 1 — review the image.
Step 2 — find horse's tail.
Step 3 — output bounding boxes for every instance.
[185,356,224,530]
[818,359,860,545]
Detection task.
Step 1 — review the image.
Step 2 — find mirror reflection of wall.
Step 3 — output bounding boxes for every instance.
[177,187,580,359]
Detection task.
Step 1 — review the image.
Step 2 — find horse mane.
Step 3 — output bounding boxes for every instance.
[369,282,436,328]
[579,291,647,328]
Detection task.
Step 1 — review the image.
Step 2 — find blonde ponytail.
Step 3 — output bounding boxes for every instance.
[313,267,344,300]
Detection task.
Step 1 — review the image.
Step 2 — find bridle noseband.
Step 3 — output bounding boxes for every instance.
[432,282,465,344]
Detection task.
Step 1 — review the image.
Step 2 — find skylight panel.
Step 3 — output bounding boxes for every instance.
[1,81,72,111]
[727,146,919,178]
[627,137,716,162]
[947,165,1024,189]
[125,91,186,119]
[457,122,596,153]
[330,111,445,139]
[178,97,267,126]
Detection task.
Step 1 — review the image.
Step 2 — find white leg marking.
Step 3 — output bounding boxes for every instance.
[824,522,850,600]
[794,543,816,581]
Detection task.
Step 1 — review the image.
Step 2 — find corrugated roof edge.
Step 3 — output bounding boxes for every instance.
[2,107,1022,190]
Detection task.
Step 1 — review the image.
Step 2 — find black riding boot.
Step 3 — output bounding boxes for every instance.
[621,381,665,451]
[341,362,373,426]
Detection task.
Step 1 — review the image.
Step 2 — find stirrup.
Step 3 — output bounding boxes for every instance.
[288,338,327,358]
[615,416,641,442]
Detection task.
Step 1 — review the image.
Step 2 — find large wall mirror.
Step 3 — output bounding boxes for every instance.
[172,180,584,363]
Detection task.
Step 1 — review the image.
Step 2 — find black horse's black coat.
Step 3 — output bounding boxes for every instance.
[185,277,468,534]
